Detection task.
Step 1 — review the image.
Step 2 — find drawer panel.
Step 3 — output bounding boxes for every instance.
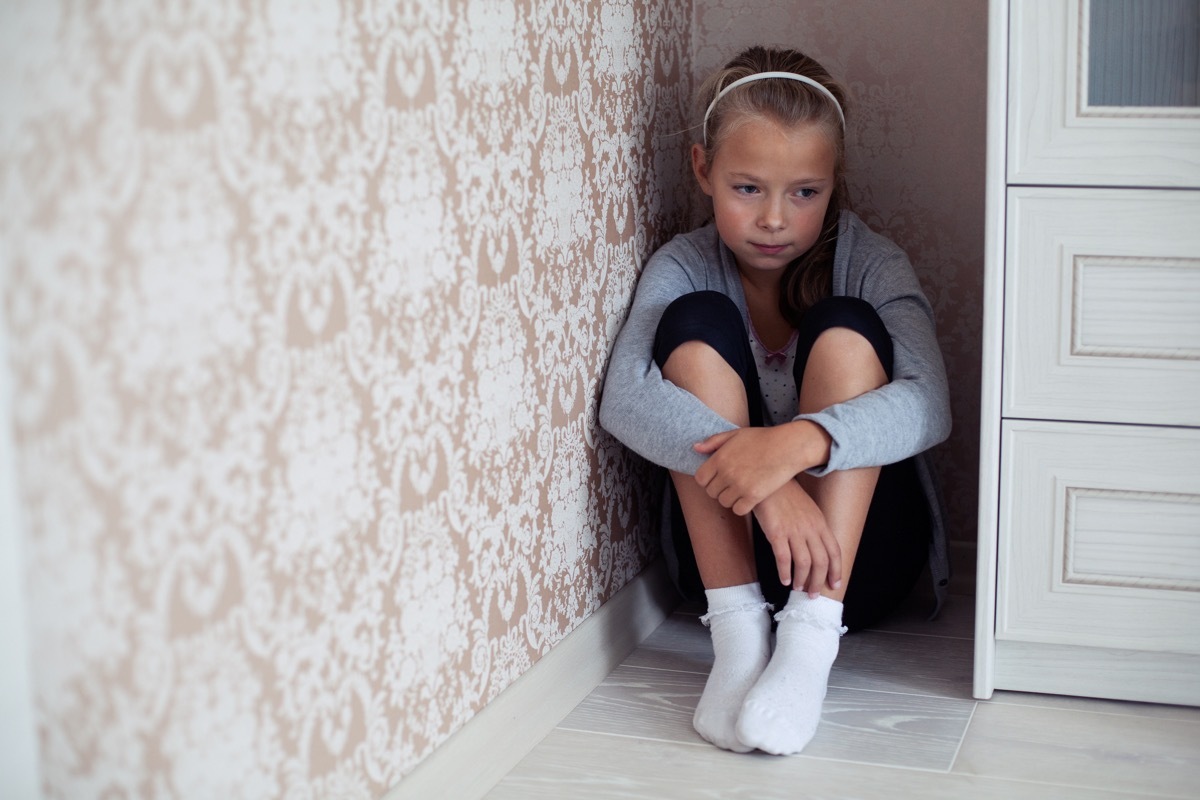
[1003,188,1200,426]
[1073,259,1200,357]
[997,420,1200,655]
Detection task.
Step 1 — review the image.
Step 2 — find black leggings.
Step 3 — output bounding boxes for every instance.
[653,291,929,632]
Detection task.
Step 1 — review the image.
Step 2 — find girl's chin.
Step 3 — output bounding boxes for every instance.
[735,258,789,276]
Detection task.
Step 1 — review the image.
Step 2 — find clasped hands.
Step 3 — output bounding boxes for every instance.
[693,422,841,597]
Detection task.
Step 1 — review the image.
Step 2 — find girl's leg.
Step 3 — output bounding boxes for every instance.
[661,341,756,587]
[841,458,928,630]
[738,297,893,755]
[792,297,926,627]
[793,323,889,598]
[653,291,767,589]
[653,291,771,753]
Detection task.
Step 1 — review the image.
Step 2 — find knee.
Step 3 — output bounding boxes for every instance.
[653,291,746,371]
[796,297,893,383]
[660,340,720,383]
[811,327,884,367]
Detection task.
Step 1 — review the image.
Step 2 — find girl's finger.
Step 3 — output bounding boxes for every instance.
[791,541,812,594]
[704,475,730,503]
[693,430,736,454]
[773,539,792,587]
[807,546,830,597]
[825,534,843,590]
[717,486,739,509]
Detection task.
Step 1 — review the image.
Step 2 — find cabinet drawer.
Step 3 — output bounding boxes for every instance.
[997,420,1200,655]
[1003,188,1200,426]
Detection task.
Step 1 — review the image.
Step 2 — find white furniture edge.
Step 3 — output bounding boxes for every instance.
[974,0,1009,701]
[385,558,678,800]
[0,295,44,799]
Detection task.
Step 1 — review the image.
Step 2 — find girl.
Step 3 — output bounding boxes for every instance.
[598,46,951,756]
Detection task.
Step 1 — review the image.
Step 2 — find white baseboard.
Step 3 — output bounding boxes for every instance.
[386,559,678,800]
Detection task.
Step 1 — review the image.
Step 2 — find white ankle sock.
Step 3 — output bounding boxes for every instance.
[693,583,772,753]
[735,593,846,755]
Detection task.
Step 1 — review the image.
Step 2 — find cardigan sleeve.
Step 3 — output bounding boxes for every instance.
[598,242,739,476]
[794,246,952,475]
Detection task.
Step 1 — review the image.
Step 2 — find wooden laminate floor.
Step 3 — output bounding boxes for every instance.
[485,594,1200,799]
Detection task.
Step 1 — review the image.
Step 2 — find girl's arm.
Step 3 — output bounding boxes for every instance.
[796,250,951,475]
[692,420,829,516]
[598,248,739,475]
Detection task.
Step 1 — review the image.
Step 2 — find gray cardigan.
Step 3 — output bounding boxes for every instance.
[599,211,953,610]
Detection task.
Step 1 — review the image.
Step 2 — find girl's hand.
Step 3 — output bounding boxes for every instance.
[752,480,842,595]
[693,422,829,516]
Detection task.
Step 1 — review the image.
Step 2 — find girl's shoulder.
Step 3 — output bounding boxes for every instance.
[837,211,909,266]
[651,223,723,268]
[642,223,728,284]
[834,211,923,298]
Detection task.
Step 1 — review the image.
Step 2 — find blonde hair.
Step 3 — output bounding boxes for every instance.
[697,47,850,325]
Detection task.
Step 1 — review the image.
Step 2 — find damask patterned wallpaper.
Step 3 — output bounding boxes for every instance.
[0,1,691,796]
[693,0,989,552]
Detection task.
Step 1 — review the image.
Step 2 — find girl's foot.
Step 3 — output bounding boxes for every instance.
[736,593,845,755]
[694,583,772,752]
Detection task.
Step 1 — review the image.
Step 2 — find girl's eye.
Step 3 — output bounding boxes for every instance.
[733,185,759,195]
[796,188,818,199]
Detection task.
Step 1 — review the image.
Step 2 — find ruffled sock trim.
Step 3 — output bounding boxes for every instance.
[699,601,774,627]
[773,602,848,636]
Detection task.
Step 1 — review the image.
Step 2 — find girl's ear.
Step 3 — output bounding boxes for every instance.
[691,143,714,196]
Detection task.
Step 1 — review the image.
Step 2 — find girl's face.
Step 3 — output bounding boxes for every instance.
[693,116,836,280]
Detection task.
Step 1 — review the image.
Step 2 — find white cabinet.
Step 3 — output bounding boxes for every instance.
[975,0,1200,706]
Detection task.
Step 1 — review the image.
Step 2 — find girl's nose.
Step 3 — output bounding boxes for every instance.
[759,201,785,231]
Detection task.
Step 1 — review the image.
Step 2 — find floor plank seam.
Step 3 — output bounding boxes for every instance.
[824,682,974,703]
[553,726,712,750]
[780,752,958,774]
[614,663,710,677]
[945,699,978,774]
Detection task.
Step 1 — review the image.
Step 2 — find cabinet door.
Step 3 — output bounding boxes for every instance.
[1003,187,1200,427]
[1009,0,1200,187]
[996,420,1200,704]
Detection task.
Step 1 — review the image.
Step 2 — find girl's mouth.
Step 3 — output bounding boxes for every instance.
[752,243,787,255]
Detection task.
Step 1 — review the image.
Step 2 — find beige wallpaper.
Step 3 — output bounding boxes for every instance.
[2,1,988,796]
[693,0,989,551]
[0,0,691,796]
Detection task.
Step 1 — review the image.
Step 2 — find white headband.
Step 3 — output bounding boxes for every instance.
[702,71,846,146]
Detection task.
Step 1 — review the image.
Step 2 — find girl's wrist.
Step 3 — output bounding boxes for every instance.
[780,420,832,474]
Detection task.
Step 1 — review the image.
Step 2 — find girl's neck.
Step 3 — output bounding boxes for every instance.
[737,263,784,296]
[739,270,793,350]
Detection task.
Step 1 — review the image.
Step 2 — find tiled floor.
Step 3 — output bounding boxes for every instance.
[486,594,1200,799]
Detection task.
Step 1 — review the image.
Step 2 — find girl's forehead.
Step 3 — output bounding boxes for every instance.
[720,113,833,145]
[713,116,837,174]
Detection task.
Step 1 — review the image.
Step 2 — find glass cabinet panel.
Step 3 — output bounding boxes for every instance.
[1088,0,1200,108]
